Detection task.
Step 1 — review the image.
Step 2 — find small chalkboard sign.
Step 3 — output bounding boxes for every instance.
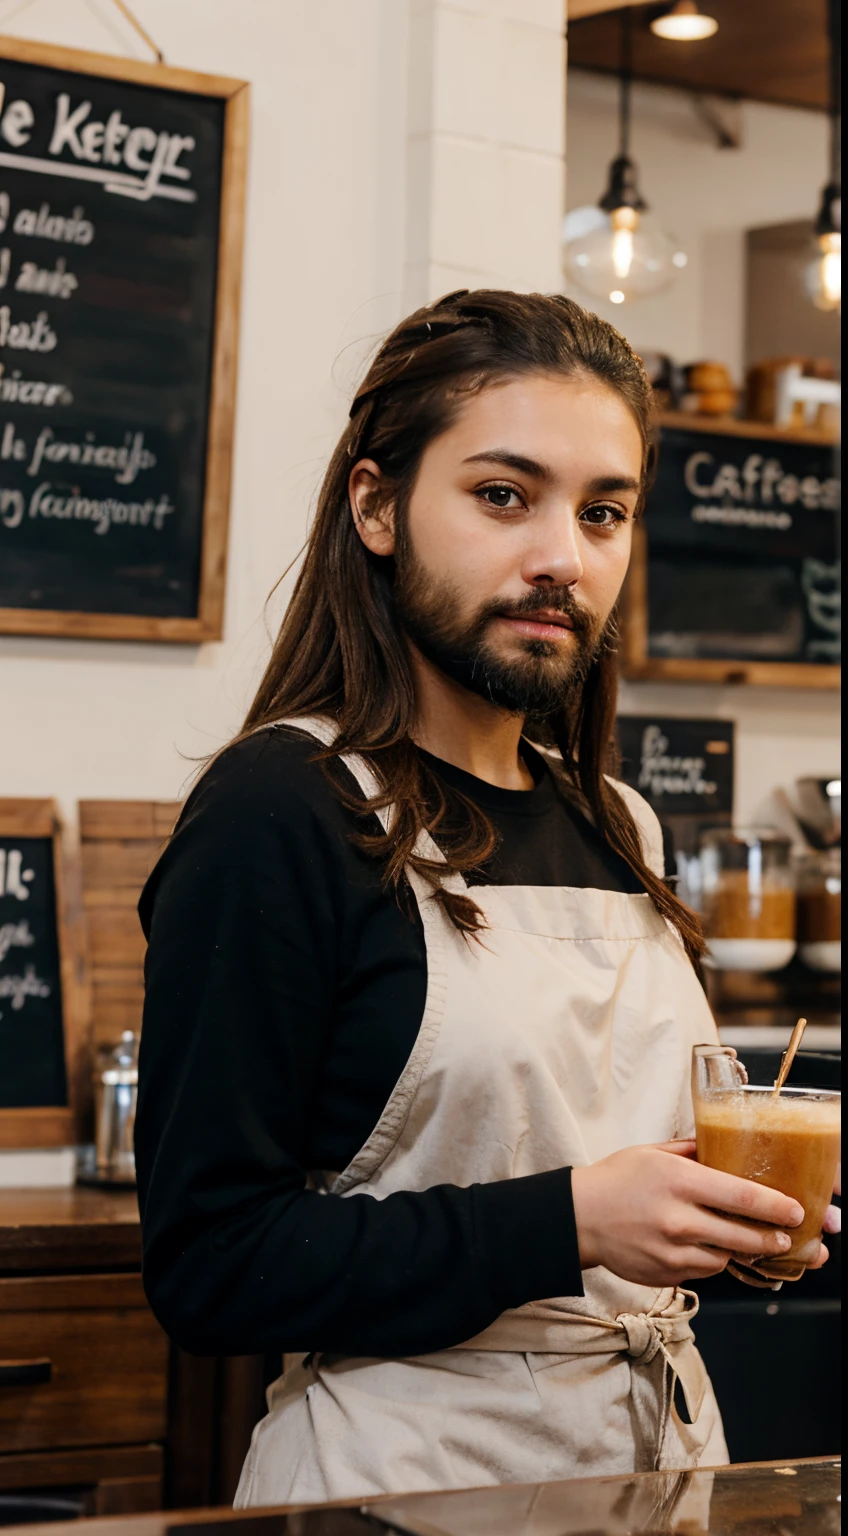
[623,415,840,688]
[0,37,248,641]
[616,717,734,816]
[0,799,79,1147]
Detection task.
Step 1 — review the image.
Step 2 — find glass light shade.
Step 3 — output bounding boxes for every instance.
[562,205,687,303]
[804,230,841,312]
[651,1,719,41]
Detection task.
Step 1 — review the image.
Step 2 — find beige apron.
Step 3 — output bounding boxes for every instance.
[235,718,728,1507]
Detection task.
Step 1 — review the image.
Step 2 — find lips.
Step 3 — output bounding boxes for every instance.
[496,610,577,641]
[515,610,575,629]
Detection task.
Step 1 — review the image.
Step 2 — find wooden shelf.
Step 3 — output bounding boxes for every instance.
[657,412,839,446]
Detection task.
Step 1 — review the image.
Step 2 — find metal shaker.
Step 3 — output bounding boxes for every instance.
[93,1030,139,1183]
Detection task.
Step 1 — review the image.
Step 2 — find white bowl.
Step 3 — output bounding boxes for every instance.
[704,938,797,972]
[798,941,841,974]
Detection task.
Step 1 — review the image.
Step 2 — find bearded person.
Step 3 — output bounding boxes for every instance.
[135,290,819,1507]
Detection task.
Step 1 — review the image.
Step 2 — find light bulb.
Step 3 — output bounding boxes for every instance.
[651,1,719,41]
[805,231,841,312]
[562,206,687,303]
[611,206,638,279]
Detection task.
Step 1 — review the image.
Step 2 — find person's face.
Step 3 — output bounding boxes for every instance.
[350,371,643,716]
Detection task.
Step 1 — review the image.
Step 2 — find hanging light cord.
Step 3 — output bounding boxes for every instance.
[827,0,840,188]
[619,6,634,159]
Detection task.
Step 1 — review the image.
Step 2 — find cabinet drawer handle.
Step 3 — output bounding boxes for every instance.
[0,1358,52,1385]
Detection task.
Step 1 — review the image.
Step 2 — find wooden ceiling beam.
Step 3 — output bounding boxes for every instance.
[568,0,648,17]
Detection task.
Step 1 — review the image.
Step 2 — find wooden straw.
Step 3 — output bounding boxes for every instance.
[772,1017,807,1097]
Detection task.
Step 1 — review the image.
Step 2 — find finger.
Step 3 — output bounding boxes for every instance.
[671,1246,731,1279]
[687,1165,805,1228]
[693,1216,795,1259]
[823,1204,841,1235]
[833,1164,841,1198]
[657,1140,697,1158]
[805,1242,829,1270]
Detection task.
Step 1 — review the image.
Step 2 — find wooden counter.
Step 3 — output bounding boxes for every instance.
[1,1456,840,1536]
[0,1188,142,1272]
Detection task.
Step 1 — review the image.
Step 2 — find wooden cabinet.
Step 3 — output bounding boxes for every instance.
[0,1275,168,1453]
[0,1189,267,1517]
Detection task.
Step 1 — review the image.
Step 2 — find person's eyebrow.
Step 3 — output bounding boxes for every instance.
[584,474,641,496]
[462,450,554,482]
[462,454,640,497]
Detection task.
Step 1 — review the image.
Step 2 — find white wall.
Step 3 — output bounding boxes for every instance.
[0,0,564,827]
[0,10,839,828]
[566,69,840,819]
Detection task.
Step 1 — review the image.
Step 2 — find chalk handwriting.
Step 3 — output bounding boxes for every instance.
[0,305,57,351]
[0,848,35,900]
[0,963,51,1017]
[11,201,95,244]
[0,248,78,299]
[684,451,840,514]
[637,725,717,800]
[22,426,156,484]
[0,365,72,406]
[0,481,175,534]
[0,80,197,205]
[0,918,35,961]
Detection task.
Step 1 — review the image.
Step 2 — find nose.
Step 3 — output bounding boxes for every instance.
[520,507,584,589]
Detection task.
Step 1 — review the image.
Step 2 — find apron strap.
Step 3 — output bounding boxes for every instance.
[265,716,467,891]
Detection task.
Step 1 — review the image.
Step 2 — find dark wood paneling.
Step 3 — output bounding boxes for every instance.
[569,1,829,113]
[79,804,181,843]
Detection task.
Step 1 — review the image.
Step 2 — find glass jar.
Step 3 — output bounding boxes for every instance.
[795,848,841,973]
[699,827,796,971]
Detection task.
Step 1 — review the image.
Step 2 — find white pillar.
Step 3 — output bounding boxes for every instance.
[404,0,567,306]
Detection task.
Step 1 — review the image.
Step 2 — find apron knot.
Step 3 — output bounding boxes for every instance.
[617,1311,663,1365]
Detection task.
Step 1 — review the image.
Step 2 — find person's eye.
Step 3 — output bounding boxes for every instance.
[474,482,526,512]
[580,503,628,529]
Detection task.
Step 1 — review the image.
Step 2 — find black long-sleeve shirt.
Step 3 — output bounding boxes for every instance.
[135,726,648,1358]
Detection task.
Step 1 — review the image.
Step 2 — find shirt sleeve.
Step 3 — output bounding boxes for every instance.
[135,733,584,1359]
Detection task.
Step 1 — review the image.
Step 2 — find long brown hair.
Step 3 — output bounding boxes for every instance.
[239,289,705,964]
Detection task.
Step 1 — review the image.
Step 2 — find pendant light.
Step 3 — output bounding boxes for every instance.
[563,9,687,304]
[650,2,719,42]
[805,0,841,312]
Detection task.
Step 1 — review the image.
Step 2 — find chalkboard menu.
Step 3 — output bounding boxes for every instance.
[0,38,248,641]
[623,415,841,688]
[0,798,77,1146]
[617,717,734,816]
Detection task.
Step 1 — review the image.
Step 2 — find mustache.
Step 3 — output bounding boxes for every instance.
[476,587,596,637]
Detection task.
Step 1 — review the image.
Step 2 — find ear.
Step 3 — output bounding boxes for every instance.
[349,458,396,557]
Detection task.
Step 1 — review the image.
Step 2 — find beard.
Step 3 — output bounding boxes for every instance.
[392,536,609,719]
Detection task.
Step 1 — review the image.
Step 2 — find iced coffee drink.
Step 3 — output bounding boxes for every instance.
[692,1046,841,1280]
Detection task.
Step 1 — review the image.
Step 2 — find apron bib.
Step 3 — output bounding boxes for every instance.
[235,719,728,1506]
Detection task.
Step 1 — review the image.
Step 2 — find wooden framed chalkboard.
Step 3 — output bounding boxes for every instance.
[0,37,248,641]
[622,414,840,688]
[616,716,734,818]
[0,798,84,1148]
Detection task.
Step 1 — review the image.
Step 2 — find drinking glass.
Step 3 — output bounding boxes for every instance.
[692,1044,841,1281]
